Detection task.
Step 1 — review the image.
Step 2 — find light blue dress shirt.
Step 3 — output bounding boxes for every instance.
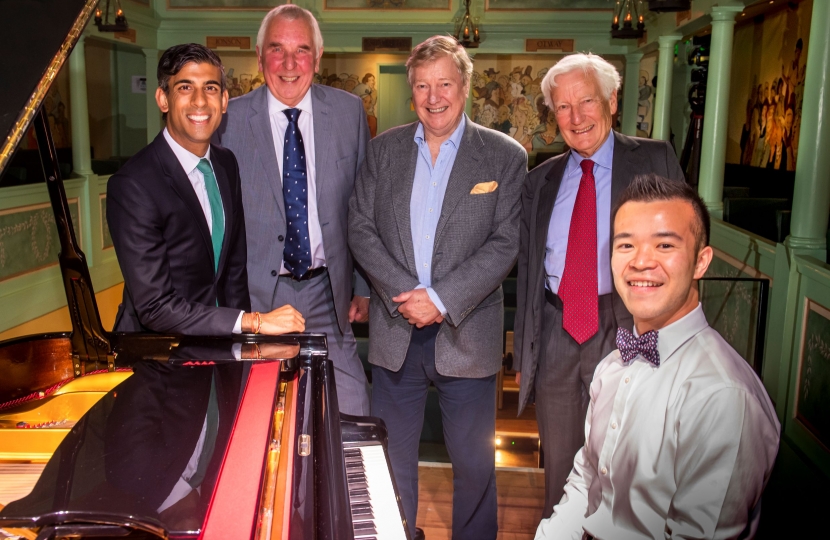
[545,132,614,296]
[409,116,467,316]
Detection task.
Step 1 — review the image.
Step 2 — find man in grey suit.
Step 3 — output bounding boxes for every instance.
[349,36,527,540]
[512,53,685,518]
[216,5,371,416]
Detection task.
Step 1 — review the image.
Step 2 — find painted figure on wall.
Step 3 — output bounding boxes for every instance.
[471,60,622,156]
[738,37,805,171]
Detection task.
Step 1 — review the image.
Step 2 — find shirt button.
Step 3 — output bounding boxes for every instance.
[426,235,430,239]
[601,467,608,475]
[429,208,433,212]
[624,377,630,384]
[423,263,428,267]
[611,422,617,429]
[432,182,437,186]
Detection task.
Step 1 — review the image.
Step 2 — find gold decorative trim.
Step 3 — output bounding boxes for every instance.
[0,0,97,175]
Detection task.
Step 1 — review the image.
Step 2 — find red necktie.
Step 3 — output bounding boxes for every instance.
[558,159,598,345]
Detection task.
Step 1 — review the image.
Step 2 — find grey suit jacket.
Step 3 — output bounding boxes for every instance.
[348,117,527,378]
[215,84,370,334]
[513,131,685,412]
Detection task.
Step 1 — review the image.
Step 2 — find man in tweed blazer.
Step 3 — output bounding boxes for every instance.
[215,6,371,416]
[349,36,526,540]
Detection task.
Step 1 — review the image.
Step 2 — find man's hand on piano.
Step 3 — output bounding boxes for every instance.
[393,289,443,328]
[349,295,370,323]
[243,305,305,334]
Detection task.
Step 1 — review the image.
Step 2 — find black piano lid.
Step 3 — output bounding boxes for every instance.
[0,334,328,538]
[0,0,97,175]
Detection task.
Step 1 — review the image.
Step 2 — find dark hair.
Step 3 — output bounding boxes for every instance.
[158,43,226,94]
[612,173,710,251]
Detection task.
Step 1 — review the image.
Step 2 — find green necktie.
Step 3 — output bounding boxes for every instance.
[196,158,225,274]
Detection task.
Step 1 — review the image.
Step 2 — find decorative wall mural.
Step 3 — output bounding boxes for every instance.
[325,0,450,9]
[637,53,657,138]
[469,54,624,155]
[0,201,80,281]
[797,299,830,450]
[727,0,812,171]
[486,0,612,10]
[219,52,382,138]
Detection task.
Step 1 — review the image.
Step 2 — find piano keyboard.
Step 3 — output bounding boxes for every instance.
[345,445,408,540]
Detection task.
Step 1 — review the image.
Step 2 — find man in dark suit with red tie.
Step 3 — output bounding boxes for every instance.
[513,53,685,517]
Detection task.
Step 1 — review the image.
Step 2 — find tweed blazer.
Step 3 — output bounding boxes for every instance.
[215,84,370,333]
[513,131,685,413]
[348,117,527,377]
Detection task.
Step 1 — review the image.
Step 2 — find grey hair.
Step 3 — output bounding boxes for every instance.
[256,5,323,58]
[541,53,621,109]
[406,35,473,88]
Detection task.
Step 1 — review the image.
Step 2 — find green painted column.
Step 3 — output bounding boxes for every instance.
[69,36,93,177]
[621,52,643,136]
[652,34,681,141]
[785,0,830,258]
[697,5,743,219]
[143,48,161,144]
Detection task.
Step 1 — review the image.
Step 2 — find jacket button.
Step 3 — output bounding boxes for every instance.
[278,235,285,242]
[271,270,277,276]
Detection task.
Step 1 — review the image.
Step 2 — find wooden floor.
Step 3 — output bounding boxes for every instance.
[416,463,545,540]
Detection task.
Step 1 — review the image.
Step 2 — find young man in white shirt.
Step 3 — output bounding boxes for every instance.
[536,173,780,540]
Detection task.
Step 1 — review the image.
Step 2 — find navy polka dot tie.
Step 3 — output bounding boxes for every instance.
[282,108,311,279]
[616,327,661,367]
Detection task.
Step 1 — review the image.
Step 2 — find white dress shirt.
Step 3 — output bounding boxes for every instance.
[162,128,243,333]
[266,89,326,274]
[536,305,780,540]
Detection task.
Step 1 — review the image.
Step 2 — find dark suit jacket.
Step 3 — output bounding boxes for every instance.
[108,132,251,335]
[513,131,685,412]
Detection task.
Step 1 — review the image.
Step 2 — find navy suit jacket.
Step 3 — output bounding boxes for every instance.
[108,132,251,335]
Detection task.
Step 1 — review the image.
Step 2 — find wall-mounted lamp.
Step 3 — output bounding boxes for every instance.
[611,0,645,39]
[455,0,481,49]
[94,0,128,33]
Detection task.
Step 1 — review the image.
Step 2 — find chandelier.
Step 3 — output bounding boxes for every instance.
[454,0,480,49]
[611,0,645,39]
[94,0,128,33]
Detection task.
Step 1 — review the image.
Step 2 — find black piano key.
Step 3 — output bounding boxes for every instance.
[347,472,366,481]
[353,522,377,535]
[346,460,364,469]
[350,501,372,511]
[344,448,361,458]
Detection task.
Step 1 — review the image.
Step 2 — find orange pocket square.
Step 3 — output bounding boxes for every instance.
[470,181,498,194]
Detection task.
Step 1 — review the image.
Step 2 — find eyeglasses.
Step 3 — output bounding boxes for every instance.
[553,96,603,118]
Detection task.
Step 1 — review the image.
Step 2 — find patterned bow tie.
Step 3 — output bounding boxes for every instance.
[616,327,661,367]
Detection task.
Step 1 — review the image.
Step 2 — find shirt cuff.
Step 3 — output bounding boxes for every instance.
[233,311,244,334]
[425,287,448,317]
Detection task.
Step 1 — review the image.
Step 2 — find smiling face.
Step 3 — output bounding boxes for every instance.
[551,69,617,158]
[411,55,469,143]
[612,199,713,334]
[257,16,321,107]
[156,61,228,157]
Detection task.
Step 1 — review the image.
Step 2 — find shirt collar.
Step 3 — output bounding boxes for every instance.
[414,114,467,149]
[163,127,209,175]
[634,303,709,366]
[267,86,314,117]
[568,128,615,171]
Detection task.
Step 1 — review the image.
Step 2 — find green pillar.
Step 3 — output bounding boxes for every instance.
[785,0,830,258]
[143,48,161,144]
[69,36,93,177]
[697,5,742,219]
[652,34,681,141]
[621,52,643,136]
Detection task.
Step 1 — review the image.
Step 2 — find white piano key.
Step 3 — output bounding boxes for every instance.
[353,445,407,540]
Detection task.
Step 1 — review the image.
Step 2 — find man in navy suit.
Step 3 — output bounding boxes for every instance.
[108,44,304,336]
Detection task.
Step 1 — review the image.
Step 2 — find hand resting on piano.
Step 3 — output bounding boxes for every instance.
[241,305,305,335]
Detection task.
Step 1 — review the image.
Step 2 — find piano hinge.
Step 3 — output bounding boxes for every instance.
[72,354,81,377]
[298,434,311,456]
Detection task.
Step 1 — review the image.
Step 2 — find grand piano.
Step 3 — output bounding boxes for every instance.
[0,2,409,538]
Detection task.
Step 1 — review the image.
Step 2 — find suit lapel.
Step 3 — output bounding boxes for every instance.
[249,86,286,220]
[435,118,483,244]
[154,134,214,267]
[311,85,332,208]
[211,149,233,279]
[391,124,419,276]
[610,131,639,208]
